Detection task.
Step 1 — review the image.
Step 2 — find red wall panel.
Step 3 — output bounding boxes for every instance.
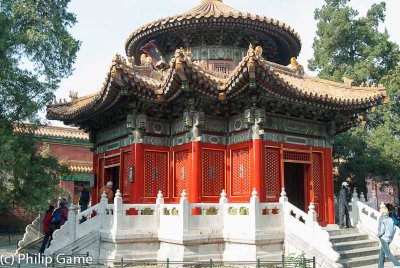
[174,150,190,198]
[265,147,281,202]
[144,151,168,198]
[231,148,250,197]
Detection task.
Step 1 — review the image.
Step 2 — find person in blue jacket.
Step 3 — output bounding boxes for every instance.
[378,203,400,268]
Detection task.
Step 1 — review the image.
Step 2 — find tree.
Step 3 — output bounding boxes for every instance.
[309,0,400,193]
[0,0,80,212]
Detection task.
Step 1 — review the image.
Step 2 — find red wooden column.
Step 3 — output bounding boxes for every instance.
[325,147,335,224]
[190,141,201,203]
[133,142,144,203]
[92,154,99,204]
[252,138,263,201]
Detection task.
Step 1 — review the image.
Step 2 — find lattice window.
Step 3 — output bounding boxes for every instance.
[105,156,120,167]
[231,148,250,196]
[213,63,229,74]
[144,151,168,198]
[122,152,132,195]
[265,147,280,200]
[203,149,225,196]
[312,153,322,193]
[175,150,190,197]
[283,151,310,162]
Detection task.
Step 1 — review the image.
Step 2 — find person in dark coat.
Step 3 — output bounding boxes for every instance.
[57,198,68,229]
[39,205,54,254]
[338,181,352,229]
[78,184,90,223]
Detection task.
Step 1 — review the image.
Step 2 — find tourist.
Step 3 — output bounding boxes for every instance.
[338,181,352,229]
[78,184,90,223]
[377,203,400,268]
[99,181,114,203]
[52,198,68,230]
[39,205,55,254]
[66,193,72,207]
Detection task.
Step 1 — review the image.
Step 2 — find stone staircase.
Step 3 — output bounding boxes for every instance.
[326,225,398,268]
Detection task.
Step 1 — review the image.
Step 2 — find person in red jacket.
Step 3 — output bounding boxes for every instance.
[39,205,54,254]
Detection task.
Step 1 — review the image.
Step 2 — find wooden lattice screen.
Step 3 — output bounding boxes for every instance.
[174,150,190,197]
[265,147,281,202]
[231,148,250,196]
[203,149,225,197]
[144,151,168,198]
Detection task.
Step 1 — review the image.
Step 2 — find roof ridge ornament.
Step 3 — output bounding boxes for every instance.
[290,57,305,77]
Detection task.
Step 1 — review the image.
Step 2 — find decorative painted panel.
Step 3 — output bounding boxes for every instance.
[122,152,132,195]
[312,152,324,222]
[144,136,170,147]
[171,119,187,135]
[264,132,329,148]
[202,134,226,145]
[97,123,130,144]
[265,147,280,201]
[229,114,249,133]
[231,148,250,196]
[264,116,327,137]
[204,117,228,133]
[203,149,225,197]
[146,120,170,135]
[144,151,168,198]
[95,137,133,154]
[228,131,250,145]
[283,151,310,162]
[174,150,190,197]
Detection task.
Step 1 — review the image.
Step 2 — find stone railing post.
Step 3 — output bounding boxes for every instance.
[334,195,337,204]
[180,190,189,232]
[279,188,288,230]
[370,191,378,210]
[37,211,44,239]
[360,192,366,203]
[307,202,317,224]
[68,204,77,243]
[219,189,228,214]
[100,192,108,229]
[351,188,359,227]
[156,191,164,231]
[112,190,123,234]
[250,188,260,232]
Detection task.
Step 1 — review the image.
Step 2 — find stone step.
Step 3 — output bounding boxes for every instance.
[326,227,360,236]
[337,246,380,259]
[330,233,370,244]
[338,255,400,268]
[333,240,379,251]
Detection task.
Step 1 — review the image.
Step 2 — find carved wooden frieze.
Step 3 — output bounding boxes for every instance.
[264,116,327,137]
[166,46,247,62]
[96,123,130,145]
[172,134,191,147]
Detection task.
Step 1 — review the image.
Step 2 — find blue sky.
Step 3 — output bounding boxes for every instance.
[47,0,400,126]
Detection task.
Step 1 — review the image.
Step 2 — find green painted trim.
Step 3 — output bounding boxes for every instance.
[60,173,94,182]
[34,136,93,147]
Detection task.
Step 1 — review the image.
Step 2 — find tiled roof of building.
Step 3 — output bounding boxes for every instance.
[125,0,301,64]
[67,162,93,173]
[15,124,90,141]
[47,46,386,122]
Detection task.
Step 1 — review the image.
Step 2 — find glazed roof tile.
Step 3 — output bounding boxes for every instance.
[15,124,90,141]
[125,0,301,58]
[47,49,386,121]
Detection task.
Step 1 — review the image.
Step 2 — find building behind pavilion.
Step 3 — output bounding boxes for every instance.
[47,0,387,226]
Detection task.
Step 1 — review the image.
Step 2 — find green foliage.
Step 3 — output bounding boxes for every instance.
[0,120,69,213]
[0,0,79,213]
[310,0,400,191]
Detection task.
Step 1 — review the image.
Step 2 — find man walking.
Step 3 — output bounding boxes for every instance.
[338,181,351,229]
[377,203,400,268]
[78,184,90,223]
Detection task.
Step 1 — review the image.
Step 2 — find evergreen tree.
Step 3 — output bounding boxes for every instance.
[0,0,80,212]
[310,0,400,193]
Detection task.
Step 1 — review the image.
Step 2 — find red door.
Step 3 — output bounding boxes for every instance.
[144,151,168,198]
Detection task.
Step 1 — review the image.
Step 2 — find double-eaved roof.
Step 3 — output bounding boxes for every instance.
[47,0,387,132]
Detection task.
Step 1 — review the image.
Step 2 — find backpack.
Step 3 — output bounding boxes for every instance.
[51,208,61,225]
